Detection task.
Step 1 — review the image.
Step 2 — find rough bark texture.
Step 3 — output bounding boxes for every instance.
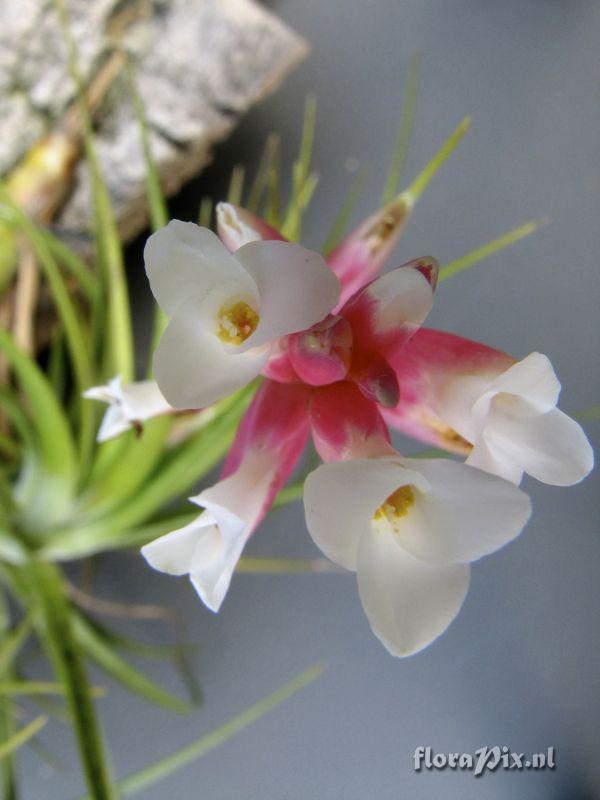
[0,0,308,246]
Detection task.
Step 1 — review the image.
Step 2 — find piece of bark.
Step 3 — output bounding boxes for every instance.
[0,0,308,247]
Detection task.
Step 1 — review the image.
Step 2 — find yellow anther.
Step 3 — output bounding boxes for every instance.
[373,485,415,532]
[216,300,259,345]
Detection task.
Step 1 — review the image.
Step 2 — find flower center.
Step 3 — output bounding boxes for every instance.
[216,300,259,345]
[373,485,415,532]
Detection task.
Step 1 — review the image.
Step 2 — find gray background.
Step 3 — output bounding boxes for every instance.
[26,0,600,797]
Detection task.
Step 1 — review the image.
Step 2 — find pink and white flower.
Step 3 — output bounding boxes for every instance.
[142,381,309,610]
[303,380,531,655]
[385,329,593,485]
[145,220,339,409]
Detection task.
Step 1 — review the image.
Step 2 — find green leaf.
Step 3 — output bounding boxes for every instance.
[80,416,173,518]
[0,681,105,697]
[79,663,324,799]
[125,56,169,358]
[246,133,280,213]
[0,715,48,762]
[72,613,193,714]
[0,185,96,467]
[0,613,34,674]
[380,51,421,206]
[227,165,245,206]
[0,329,77,528]
[402,117,471,208]
[439,220,542,282]
[43,386,254,560]
[198,197,213,229]
[282,95,317,240]
[236,558,339,574]
[53,0,133,381]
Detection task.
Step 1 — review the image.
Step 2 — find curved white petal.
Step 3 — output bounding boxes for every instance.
[467,438,524,485]
[397,458,532,565]
[96,404,130,442]
[144,221,257,316]
[482,352,560,413]
[141,514,215,576]
[303,459,427,570]
[153,297,269,408]
[119,380,172,421]
[188,518,248,612]
[367,267,434,333]
[235,241,340,350]
[485,406,594,486]
[357,529,470,657]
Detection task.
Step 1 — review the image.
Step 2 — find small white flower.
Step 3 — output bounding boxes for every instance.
[440,352,594,485]
[144,221,340,409]
[83,376,172,442]
[304,456,532,656]
[141,451,275,612]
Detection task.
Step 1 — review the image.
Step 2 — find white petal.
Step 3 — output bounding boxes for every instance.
[141,514,216,576]
[153,297,269,408]
[485,406,594,486]
[119,380,172,421]
[482,352,560,413]
[144,221,257,316]
[235,241,340,350]
[188,451,277,611]
[467,438,524,485]
[189,523,248,612]
[368,267,433,333]
[397,458,532,565]
[303,459,427,570]
[96,404,130,442]
[357,529,470,657]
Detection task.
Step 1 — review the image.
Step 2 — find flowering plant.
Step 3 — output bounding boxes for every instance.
[0,8,594,796]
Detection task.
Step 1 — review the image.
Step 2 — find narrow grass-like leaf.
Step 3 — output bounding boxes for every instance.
[402,117,471,208]
[0,186,96,466]
[72,614,193,714]
[282,95,318,241]
[439,220,541,282]
[0,682,105,697]
[79,663,324,798]
[198,197,213,229]
[0,613,34,674]
[0,329,77,525]
[26,561,116,800]
[81,416,173,517]
[236,558,340,574]
[53,0,133,381]
[126,56,170,358]
[42,386,255,559]
[273,482,304,507]
[575,404,600,422]
[247,133,280,213]
[227,166,245,206]
[381,51,421,206]
[0,715,47,761]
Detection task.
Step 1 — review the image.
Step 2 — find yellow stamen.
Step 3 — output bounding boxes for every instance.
[216,300,259,345]
[373,485,415,532]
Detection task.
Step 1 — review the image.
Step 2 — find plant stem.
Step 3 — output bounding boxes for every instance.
[27,561,116,800]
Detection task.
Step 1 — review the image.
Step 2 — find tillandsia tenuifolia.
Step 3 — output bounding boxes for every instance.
[0,8,595,800]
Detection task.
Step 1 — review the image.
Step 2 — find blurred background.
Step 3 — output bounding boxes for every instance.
[14,0,600,797]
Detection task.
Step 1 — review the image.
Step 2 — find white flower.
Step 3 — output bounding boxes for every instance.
[144,221,340,409]
[304,456,532,656]
[83,376,172,442]
[440,352,594,485]
[141,451,275,612]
